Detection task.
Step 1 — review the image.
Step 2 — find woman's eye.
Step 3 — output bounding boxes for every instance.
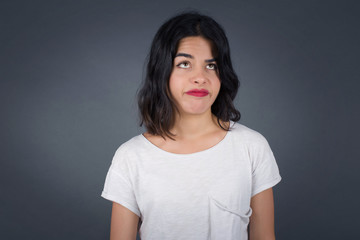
[206,63,217,70]
[177,62,190,68]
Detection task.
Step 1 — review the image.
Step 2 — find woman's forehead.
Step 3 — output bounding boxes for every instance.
[176,36,217,57]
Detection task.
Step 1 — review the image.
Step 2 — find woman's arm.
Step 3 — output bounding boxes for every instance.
[110,202,140,240]
[248,188,276,240]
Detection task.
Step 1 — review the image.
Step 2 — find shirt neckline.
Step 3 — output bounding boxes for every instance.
[140,120,235,157]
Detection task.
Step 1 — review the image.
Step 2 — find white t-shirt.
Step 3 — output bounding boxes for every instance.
[101,121,282,240]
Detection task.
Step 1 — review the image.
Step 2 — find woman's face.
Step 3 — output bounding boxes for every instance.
[169,36,221,118]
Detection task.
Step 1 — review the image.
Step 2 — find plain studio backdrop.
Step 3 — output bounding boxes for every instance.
[1,0,359,239]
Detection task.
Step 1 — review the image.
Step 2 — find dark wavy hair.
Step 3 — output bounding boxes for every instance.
[137,11,241,140]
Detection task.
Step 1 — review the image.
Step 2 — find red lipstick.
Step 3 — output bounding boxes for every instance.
[185,89,209,97]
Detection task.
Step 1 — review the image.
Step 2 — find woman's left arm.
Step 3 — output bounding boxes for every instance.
[248,188,276,240]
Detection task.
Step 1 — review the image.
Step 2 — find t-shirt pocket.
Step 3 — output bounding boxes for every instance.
[208,194,252,240]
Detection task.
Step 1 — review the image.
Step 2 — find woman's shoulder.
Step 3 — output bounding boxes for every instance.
[113,133,148,156]
[230,121,269,145]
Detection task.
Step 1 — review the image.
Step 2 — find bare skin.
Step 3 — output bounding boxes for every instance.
[249,188,276,240]
[144,36,226,154]
[110,202,139,240]
[143,114,229,154]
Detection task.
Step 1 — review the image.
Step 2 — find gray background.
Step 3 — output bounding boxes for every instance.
[1,0,359,239]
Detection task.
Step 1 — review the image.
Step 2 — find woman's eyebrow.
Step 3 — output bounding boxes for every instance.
[175,53,216,62]
[205,58,216,63]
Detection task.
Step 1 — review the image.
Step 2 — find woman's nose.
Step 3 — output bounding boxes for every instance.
[191,68,208,84]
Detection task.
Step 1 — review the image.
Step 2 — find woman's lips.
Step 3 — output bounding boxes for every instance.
[185,89,209,97]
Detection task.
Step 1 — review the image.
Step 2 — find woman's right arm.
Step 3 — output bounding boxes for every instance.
[110,202,140,240]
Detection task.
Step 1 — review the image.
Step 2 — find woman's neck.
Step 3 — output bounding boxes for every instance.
[169,112,222,140]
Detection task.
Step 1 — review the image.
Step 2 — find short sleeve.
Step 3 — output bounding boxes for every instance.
[101,147,141,217]
[250,134,282,197]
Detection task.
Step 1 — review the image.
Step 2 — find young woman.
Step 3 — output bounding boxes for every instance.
[101,12,281,240]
